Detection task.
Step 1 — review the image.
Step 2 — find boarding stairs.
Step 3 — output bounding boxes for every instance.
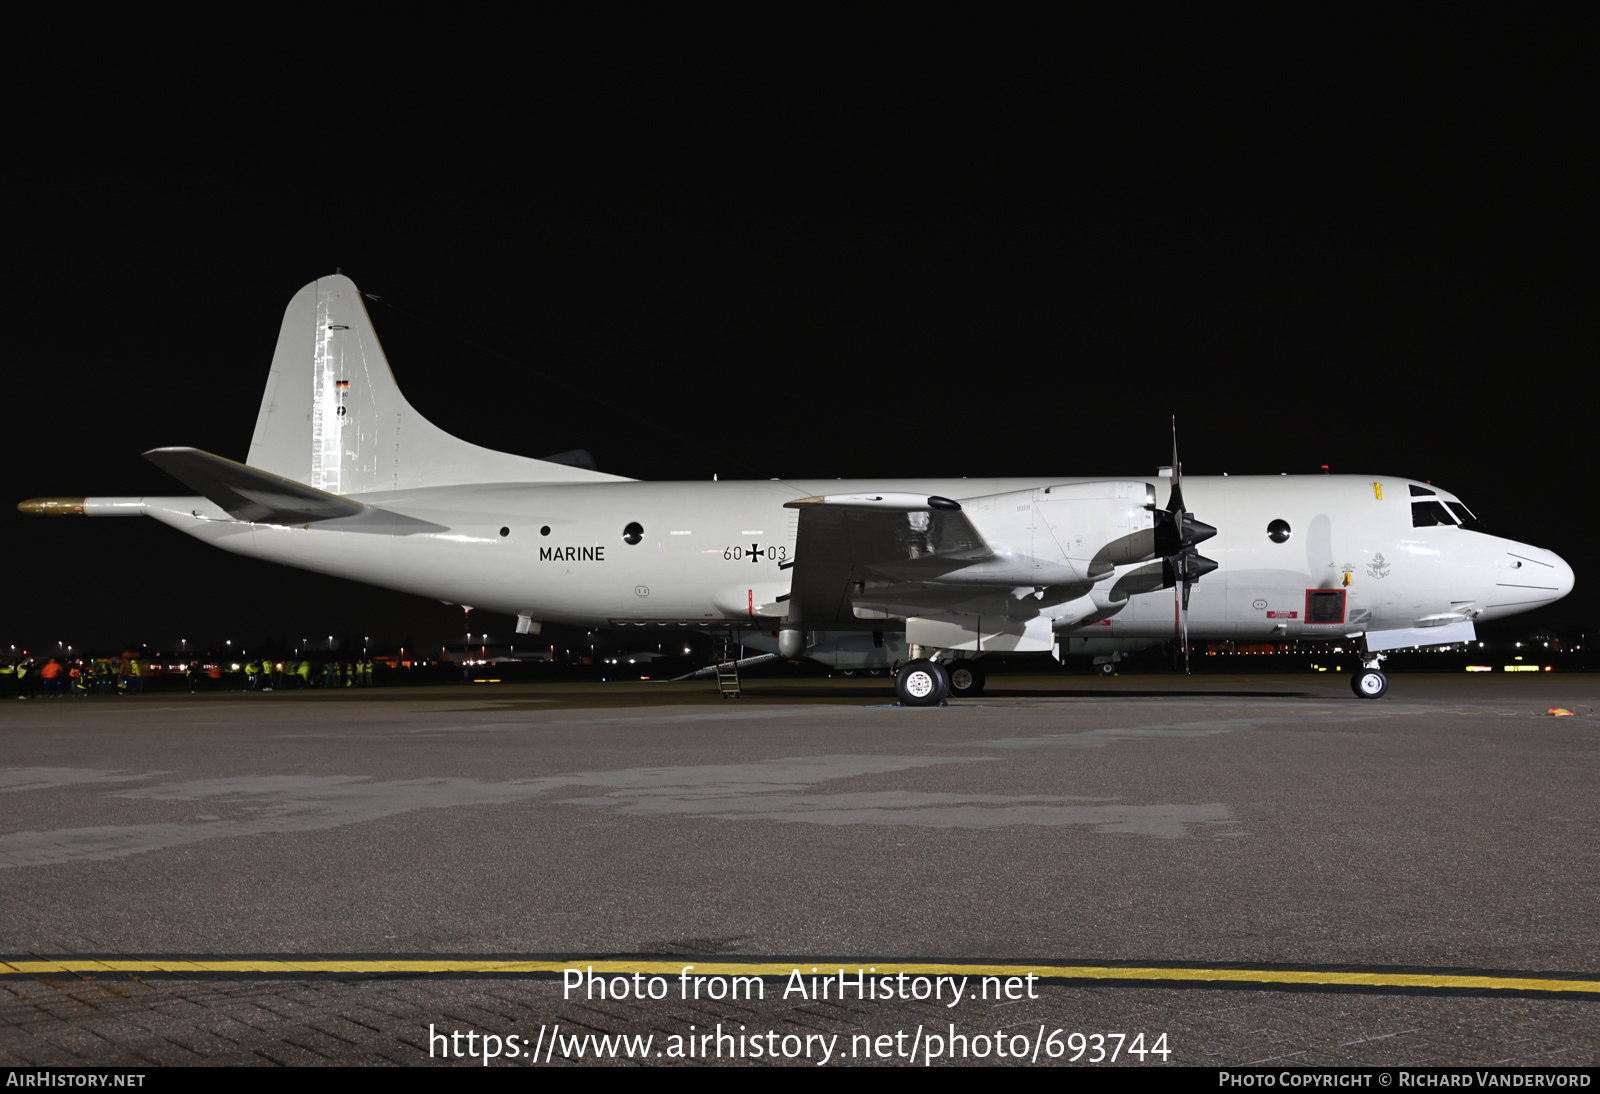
[713,632,742,698]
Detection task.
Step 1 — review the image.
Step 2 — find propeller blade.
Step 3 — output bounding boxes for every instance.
[1156,417,1211,675]
[1168,415,1186,517]
[1171,415,1181,489]
[1177,575,1190,671]
[1181,588,1191,674]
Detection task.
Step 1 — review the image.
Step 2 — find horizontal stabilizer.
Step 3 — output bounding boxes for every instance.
[144,447,363,524]
[539,449,598,471]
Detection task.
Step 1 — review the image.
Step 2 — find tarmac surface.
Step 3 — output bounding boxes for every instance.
[1,673,1596,1067]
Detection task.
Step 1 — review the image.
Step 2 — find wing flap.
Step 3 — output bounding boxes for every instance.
[782,493,992,623]
[144,447,363,524]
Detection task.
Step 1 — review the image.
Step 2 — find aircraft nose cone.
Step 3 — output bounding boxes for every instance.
[1551,551,1575,600]
[1494,543,1574,605]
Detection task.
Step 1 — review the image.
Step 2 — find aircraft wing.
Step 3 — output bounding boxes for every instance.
[143,447,363,524]
[782,493,991,623]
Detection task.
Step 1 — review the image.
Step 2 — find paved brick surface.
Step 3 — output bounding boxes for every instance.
[1,976,1597,1066]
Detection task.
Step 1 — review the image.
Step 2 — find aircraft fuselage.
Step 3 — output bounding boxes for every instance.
[121,473,1570,643]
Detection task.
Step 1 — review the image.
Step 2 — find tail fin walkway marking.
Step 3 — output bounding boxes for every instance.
[1,957,1595,999]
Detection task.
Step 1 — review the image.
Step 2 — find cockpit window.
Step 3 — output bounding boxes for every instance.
[1445,502,1482,530]
[1411,500,1456,527]
[1409,484,1435,496]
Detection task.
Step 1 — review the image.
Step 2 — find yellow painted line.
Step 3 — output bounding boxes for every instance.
[1,959,1596,994]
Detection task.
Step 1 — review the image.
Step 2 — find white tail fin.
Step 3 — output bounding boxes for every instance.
[246,274,630,493]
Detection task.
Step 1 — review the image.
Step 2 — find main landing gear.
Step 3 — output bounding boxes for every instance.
[945,659,986,698]
[895,659,948,707]
[895,656,986,705]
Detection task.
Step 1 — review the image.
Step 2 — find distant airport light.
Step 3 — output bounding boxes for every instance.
[1466,666,1492,672]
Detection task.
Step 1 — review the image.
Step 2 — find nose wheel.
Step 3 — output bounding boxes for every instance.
[1351,668,1388,699]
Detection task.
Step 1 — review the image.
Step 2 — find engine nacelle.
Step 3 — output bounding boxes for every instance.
[960,480,1159,578]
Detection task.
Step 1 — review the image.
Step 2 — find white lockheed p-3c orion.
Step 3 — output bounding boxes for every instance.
[21,275,1575,705]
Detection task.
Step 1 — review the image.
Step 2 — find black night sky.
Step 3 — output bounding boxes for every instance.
[5,56,1589,655]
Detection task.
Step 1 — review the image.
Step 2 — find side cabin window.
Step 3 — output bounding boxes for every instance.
[1306,589,1346,624]
[1411,500,1456,527]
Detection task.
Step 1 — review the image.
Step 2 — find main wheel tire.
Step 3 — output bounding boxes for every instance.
[1097,662,1116,675]
[1352,668,1388,699]
[946,659,985,697]
[896,659,948,707]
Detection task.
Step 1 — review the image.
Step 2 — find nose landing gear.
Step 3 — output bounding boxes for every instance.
[1351,640,1389,699]
[1351,667,1389,699]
